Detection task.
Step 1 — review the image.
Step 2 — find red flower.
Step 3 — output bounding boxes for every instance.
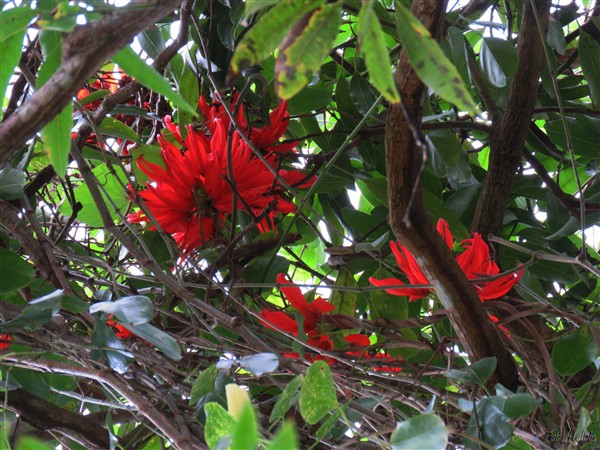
[128,115,310,253]
[0,334,11,350]
[107,318,134,340]
[343,334,402,373]
[369,219,523,302]
[199,94,297,154]
[260,273,334,336]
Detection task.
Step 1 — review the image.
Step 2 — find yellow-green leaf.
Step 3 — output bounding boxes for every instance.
[357,2,400,103]
[275,2,342,99]
[330,267,357,318]
[394,3,478,114]
[299,361,338,424]
[204,402,236,450]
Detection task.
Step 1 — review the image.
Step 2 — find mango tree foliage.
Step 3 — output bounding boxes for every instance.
[0,1,599,449]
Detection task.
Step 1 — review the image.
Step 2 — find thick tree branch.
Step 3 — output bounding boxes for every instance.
[0,0,182,166]
[472,0,551,237]
[386,0,518,388]
[5,389,110,450]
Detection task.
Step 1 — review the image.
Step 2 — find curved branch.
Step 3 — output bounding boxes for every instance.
[386,0,518,388]
[0,0,183,166]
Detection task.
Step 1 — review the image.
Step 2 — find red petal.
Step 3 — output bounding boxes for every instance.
[436,219,454,249]
[258,310,299,335]
[276,274,312,317]
[369,277,430,301]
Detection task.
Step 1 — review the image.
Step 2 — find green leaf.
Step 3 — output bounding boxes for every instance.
[447,27,471,83]
[129,323,182,361]
[395,4,477,114]
[59,163,129,227]
[330,267,357,318]
[0,168,26,200]
[178,64,200,139]
[275,2,341,99]
[270,374,304,423]
[368,268,409,321]
[465,398,513,449]
[0,7,36,41]
[230,403,258,450]
[112,46,196,116]
[204,402,236,450]
[244,0,280,17]
[299,360,338,425]
[502,393,539,420]
[552,327,599,376]
[357,2,400,103]
[266,422,298,450]
[96,116,142,143]
[89,295,154,325]
[0,247,34,295]
[41,103,72,178]
[0,28,27,121]
[243,254,290,285]
[230,0,324,77]
[447,357,497,386]
[391,414,448,450]
[132,144,165,185]
[427,129,472,182]
[546,18,566,55]
[479,37,518,88]
[37,30,63,87]
[580,24,600,108]
[14,435,54,450]
[91,321,134,374]
[190,365,218,405]
[0,290,63,332]
[349,73,378,117]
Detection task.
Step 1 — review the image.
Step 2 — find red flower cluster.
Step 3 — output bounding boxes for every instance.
[0,334,11,350]
[369,219,523,302]
[128,95,312,253]
[107,317,134,340]
[259,274,401,372]
[369,219,522,335]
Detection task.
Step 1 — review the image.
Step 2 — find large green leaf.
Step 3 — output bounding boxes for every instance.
[266,422,298,450]
[96,116,142,143]
[579,19,600,108]
[447,357,497,386]
[479,37,518,88]
[129,323,182,361]
[0,168,26,200]
[357,2,400,103]
[177,63,199,139]
[395,4,477,114]
[552,327,599,376]
[0,7,36,41]
[89,295,154,325]
[0,247,35,295]
[230,403,258,450]
[275,2,341,99]
[330,267,357,318]
[229,0,324,77]
[204,402,236,450]
[299,360,338,424]
[465,398,514,449]
[112,46,196,116]
[0,27,28,121]
[270,375,304,423]
[391,414,448,450]
[190,365,217,405]
[91,320,134,374]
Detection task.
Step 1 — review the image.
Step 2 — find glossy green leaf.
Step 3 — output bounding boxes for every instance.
[447,357,497,386]
[244,0,280,17]
[270,375,304,423]
[190,365,217,405]
[132,144,164,185]
[91,321,134,375]
[275,2,341,99]
[299,361,338,424]
[0,290,63,332]
[369,268,409,321]
[137,25,166,60]
[178,63,199,139]
[580,23,600,108]
[89,295,153,325]
[129,323,182,361]
[230,0,324,77]
[0,28,27,121]
[349,73,378,117]
[391,414,448,450]
[204,402,236,450]
[448,26,471,83]
[112,46,196,116]
[479,37,518,88]
[357,2,400,103]
[330,267,357,318]
[96,116,142,143]
[0,168,26,200]
[552,327,599,376]
[0,247,35,295]
[395,4,477,113]
[266,422,298,450]
[546,18,566,55]
[427,129,472,182]
[465,398,513,449]
[230,402,258,450]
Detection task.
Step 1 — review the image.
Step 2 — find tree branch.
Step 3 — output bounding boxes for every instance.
[0,0,183,166]
[5,389,110,450]
[471,0,551,237]
[386,0,518,388]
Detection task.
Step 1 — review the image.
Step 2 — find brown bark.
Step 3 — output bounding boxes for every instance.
[0,1,183,166]
[5,389,110,449]
[472,0,551,237]
[386,0,518,388]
